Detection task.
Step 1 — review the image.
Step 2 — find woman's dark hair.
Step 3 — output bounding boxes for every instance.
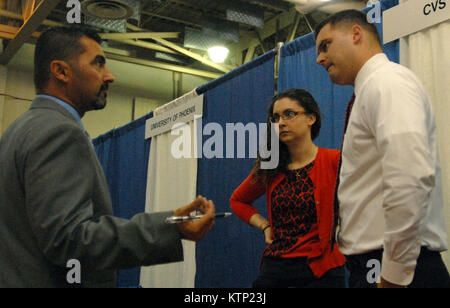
[253,88,322,184]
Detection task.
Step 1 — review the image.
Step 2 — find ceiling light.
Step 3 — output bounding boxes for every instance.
[207,46,229,63]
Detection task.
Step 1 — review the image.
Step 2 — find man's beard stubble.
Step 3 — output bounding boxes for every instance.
[92,82,109,110]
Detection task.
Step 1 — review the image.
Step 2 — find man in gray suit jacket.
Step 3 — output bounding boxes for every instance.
[0,27,215,288]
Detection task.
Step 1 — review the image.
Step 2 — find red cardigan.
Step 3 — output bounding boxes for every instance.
[230,147,345,278]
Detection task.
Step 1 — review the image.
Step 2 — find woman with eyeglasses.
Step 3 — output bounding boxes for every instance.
[230,88,346,288]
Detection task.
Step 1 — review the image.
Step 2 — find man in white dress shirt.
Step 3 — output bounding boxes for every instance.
[314,10,449,288]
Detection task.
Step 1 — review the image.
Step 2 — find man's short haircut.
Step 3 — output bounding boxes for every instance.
[34,26,102,93]
[314,9,381,44]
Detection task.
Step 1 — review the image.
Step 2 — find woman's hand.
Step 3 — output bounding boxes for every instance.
[263,225,273,244]
[249,214,273,244]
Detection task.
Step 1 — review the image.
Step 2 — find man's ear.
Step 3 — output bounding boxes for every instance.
[49,60,71,83]
[351,24,363,45]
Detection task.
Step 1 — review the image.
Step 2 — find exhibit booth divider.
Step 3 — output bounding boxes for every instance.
[93,0,402,288]
[194,51,275,288]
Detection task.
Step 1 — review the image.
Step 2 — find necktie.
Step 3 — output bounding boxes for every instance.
[331,93,356,250]
[343,93,356,133]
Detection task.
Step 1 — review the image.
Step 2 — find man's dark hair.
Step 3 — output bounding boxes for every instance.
[314,9,381,44]
[34,27,102,93]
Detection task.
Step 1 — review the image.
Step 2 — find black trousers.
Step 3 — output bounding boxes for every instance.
[345,247,450,288]
[252,256,346,288]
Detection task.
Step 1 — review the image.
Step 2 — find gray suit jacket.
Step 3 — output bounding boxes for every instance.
[0,97,183,287]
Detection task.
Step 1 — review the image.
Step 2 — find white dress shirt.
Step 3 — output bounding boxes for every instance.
[338,53,448,285]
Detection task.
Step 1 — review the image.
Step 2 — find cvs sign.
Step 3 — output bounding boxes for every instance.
[424,0,447,15]
[383,0,450,44]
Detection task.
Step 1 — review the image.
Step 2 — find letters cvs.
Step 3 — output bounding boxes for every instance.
[423,0,447,15]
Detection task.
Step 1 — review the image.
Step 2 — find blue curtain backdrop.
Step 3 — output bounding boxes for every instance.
[278,0,399,150]
[195,51,275,287]
[93,112,153,288]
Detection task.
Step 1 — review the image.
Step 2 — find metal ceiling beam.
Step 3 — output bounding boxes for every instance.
[166,0,225,20]
[0,4,227,75]
[150,36,231,74]
[105,53,222,79]
[287,12,301,42]
[303,13,314,32]
[164,0,284,30]
[99,24,180,54]
[118,39,178,55]
[0,26,216,79]
[0,0,59,65]
[21,0,36,21]
[0,23,178,56]
[102,46,130,57]
[254,29,267,54]
[0,24,40,41]
[247,0,292,12]
[126,23,143,32]
[123,26,231,73]
[228,9,297,60]
[99,32,180,40]
[141,10,201,28]
[0,26,16,40]
[243,44,256,64]
[0,8,61,26]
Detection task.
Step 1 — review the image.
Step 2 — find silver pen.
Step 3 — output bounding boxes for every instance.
[165,212,232,224]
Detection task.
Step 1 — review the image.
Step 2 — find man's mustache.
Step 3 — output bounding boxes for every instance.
[96,83,110,98]
[100,83,109,92]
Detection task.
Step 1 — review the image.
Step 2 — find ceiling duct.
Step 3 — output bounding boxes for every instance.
[249,0,292,11]
[226,3,265,28]
[81,0,135,20]
[184,27,224,51]
[203,19,240,43]
[84,16,128,32]
[81,0,141,33]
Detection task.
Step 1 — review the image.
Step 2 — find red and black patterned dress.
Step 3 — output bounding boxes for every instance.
[264,161,321,258]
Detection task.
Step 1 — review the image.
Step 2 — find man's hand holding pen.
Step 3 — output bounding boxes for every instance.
[174,196,216,242]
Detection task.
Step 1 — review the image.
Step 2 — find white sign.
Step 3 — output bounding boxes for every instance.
[383,0,449,44]
[145,95,203,139]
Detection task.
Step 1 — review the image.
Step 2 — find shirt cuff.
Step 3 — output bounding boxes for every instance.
[381,252,416,286]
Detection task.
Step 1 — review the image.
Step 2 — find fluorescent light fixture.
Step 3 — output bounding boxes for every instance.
[207,46,229,63]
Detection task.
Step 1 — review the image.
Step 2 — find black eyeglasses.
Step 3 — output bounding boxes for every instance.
[270,110,305,123]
